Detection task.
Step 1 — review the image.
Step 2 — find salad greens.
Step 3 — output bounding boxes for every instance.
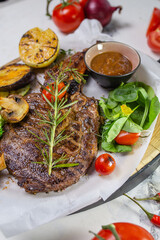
[99,81,160,153]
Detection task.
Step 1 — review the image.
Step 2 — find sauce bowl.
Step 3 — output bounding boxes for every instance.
[84,41,141,88]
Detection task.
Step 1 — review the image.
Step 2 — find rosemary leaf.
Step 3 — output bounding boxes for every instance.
[58,98,68,109]
[52,155,68,166]
[47,71,56,80]
[34,110,49,122]
[56,108,71,126]
[56,112,62,120]
[43,147,49,164]
[54,133,71,146]
[42,94,55,109]
[47,110,54,121]
[58,84,69,96]
[61,100,78,109]
[42,129,50,142]
[71,70,86,84]
[33,161,48,165]
[27,129,50,146]
[35,145,48,164]
[52,163,79,168]
[39,119,54,125]
[54,129,65,142]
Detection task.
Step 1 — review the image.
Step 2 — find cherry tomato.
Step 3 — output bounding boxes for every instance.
[147,26,160,53]
[42,82,66,102]
[52,1,85,34]
[91,222,154,240]
[115,130,140,145]
[95,153,116,175]
[78,0,88,8]
[70,0,88,8]
[146,8,160,37]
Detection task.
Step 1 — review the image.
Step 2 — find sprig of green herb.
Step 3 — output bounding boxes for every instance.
[0,114,4,138]
[29,65,85,175]
[46,0,52,18]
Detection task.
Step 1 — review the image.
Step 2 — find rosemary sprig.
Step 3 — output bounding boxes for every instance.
[30,65,85,175]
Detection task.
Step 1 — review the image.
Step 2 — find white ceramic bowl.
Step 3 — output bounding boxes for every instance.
[84,41,141,88]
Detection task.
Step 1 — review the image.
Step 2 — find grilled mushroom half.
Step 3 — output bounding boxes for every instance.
[0,95,29,123]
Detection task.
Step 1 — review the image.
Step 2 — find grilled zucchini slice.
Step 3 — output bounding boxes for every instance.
[0,64,35,91]
[10,84,30,96]
[19,27,60,68]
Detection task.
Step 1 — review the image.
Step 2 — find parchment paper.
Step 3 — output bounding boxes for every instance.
[0,19,160,238]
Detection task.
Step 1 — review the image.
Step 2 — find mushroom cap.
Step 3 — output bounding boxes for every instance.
[0,95,29,123]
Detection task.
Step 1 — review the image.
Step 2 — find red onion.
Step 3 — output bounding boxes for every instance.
[84,0,122,27]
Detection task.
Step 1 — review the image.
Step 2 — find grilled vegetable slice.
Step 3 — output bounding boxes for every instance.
[19,27,60,68]
[10,84,30,96]
[0,95,29,123]
[0,84,31,98]
[0,153,6,171]
[0,64,34,91]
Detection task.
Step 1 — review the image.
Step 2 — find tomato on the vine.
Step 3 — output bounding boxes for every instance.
[42,82,66,102]
[52,1,85,33]
[147,26,160,53]
[95,153,116,175]
[146,8,160,37]
[91,222,154,240]
[115,130,140,145]
[78,0,88,8]
[70,0,88,9]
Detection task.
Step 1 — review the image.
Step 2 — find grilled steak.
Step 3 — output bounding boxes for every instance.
[0,51,100,193]
[45,49,87,85]
[1,92,100,193]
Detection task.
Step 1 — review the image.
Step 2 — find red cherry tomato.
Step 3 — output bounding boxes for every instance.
[70,0,88,8]
[95,153,116,175]
[52,2,85,33]
[42,82,66,102]
[147,26,160,53]
[115,130,140,145]
[91,222,154,240]
[146,8,160,37]
[78,0,88,8]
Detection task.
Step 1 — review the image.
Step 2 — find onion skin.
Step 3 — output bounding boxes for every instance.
[84,0,122,27]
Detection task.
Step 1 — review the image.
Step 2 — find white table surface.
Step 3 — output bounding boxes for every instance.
[0,0,160,239]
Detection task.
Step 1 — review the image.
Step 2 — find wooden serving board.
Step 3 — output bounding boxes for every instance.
[134,114,160,174]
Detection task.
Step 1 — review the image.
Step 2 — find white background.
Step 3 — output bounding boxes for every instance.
[0,0,160,239]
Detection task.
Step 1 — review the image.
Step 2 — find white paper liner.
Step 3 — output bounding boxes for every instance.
[0,19,160,238]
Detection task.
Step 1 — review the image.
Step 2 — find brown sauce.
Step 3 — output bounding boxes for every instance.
[91,51,132,76]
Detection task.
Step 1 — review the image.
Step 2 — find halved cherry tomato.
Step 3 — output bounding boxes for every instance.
[42,82,66,102]
[52,1,85,34]
[115,130,140,145]
[147,25,160,53]
[95,153,116,175]
[146,8,160,37]
[91,222,154,240]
